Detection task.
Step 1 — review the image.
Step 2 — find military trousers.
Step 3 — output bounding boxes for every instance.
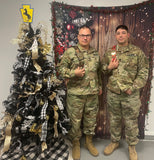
[66,94,99,141]
[107,89,141,145]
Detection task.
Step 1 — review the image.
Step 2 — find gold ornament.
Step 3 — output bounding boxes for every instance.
[16,114,22,121]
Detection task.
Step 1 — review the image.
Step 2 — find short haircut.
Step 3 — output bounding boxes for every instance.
[115,25,128,32]
[78,25,92,34]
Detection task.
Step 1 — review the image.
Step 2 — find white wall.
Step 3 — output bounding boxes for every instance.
[0,0,153,136]
[145,76,154,136]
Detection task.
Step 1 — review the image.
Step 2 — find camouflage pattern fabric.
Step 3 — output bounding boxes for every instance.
[58,44,101,141]
[102,43,149,94]
[58,43,102,95]
[66,94,99,141]
[107,90,141,145]
[102,43,149,145]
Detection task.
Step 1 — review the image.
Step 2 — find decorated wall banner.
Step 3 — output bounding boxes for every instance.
[51,0,154,139]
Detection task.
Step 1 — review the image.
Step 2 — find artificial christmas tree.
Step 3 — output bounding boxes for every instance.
[0,23,70,160]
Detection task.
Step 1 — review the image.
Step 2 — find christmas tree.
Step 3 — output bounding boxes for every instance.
[0,23,70,160]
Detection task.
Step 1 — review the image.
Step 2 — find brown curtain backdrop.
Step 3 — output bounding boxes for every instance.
[51,0,154,139]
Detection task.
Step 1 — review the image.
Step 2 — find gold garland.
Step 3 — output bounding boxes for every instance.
[1,113,14,153]
[53,105,59,138]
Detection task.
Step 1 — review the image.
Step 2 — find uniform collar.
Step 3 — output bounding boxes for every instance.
[77,43,95,53]
[116,43,131,52]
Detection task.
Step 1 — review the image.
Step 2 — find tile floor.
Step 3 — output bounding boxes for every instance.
[67,136,154,160]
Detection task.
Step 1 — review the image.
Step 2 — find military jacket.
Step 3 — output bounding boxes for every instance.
[58,43,102,95]
[102,43,149,94]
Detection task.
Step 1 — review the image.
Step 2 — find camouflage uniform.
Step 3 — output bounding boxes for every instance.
[102,43,149,145]
[58,43,102,141]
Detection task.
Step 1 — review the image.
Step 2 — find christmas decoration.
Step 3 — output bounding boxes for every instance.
[51,2,94,64]
[111,45,117,62]
[0,22,71,160]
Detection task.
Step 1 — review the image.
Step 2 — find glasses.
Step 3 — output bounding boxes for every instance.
[78,34,92,39]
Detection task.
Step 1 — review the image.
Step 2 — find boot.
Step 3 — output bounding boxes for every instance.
[72,140,80,160]
[85,135,99,156]
[104,142,119,155]
[129,145,138,160]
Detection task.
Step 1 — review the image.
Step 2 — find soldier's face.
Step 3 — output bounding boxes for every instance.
[78,28,92,49]
[115,28,130,46]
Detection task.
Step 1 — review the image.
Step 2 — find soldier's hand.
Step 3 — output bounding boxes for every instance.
[108,58,119,70]
[99,89,102,95]
[75,67,85,77]
[64,79,69,85]
[125,89,132,95]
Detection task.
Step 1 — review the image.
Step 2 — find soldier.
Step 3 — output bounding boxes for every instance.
[102,25,149,160]
[58,25,102,160]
